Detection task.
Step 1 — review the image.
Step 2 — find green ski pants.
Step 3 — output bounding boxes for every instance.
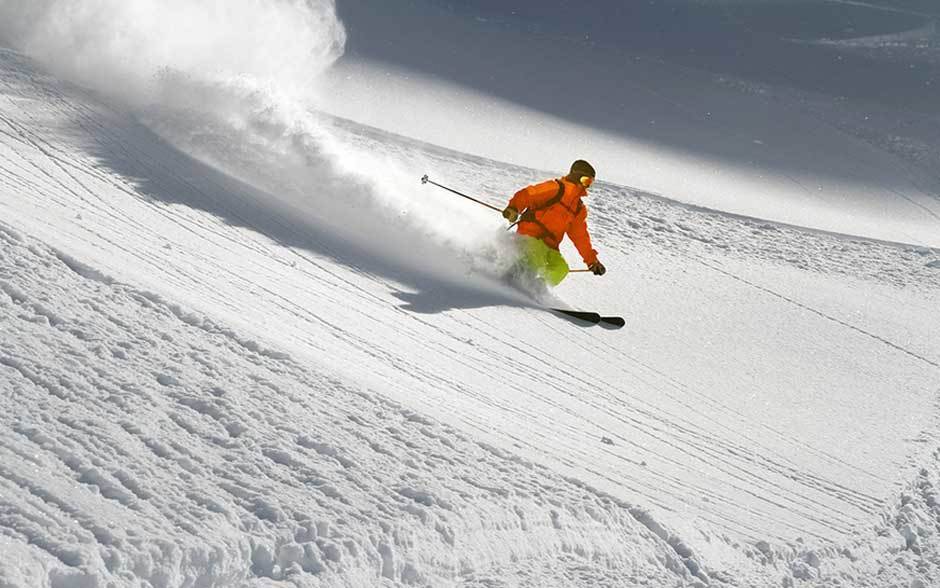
[519,236,570,286]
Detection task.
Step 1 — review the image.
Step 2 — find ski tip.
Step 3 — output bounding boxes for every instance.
[599,316,626,329]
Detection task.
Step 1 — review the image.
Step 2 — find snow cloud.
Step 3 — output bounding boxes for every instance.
[0,0,346,104]
[0,0,520,288]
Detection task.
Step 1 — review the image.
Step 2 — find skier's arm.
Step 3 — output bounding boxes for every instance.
[567,207,599,266]
[508,180,562,212]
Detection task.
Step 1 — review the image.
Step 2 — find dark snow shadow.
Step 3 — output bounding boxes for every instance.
[392,282,525,314]
[339,0,940,117]
[335,0,940,191]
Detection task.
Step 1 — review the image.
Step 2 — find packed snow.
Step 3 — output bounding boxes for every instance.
[1,1,940,587]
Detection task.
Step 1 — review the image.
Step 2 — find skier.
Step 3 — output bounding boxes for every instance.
[502,159,606,286]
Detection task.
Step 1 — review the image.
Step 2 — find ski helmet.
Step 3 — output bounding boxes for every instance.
[570,159,595,178]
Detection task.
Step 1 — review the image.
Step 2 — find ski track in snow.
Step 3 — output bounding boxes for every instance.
[1,47,940,586]
[0,225,704,587]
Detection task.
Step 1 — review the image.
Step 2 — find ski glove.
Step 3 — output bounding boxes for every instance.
[502,206,520,223]
[589,261,606,276]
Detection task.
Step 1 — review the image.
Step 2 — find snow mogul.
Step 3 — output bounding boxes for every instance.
[501,159,606,286]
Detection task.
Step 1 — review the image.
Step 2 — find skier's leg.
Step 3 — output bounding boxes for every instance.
[543,248,570,286]
[519,237,568,286]
[519,236,548,273]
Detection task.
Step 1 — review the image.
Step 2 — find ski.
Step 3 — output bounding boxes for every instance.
[599,315,626,328]
[551,308,600,324]
[550,309,624,329]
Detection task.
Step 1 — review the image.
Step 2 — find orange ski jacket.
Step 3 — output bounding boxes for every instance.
[508,178,598,265]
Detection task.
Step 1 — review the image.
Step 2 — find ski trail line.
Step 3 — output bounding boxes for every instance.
[820,0,940,19]
[697,258,940,370]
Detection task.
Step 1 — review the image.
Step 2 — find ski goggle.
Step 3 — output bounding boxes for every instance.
[580,175,595,188]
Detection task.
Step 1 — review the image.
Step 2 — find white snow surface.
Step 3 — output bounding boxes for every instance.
[1,13,940,588]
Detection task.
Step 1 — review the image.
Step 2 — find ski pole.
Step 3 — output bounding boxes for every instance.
[421,175,503,213]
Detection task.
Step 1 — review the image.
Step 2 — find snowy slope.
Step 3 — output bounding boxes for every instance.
[2,38,940,588]
[0,223,699,587]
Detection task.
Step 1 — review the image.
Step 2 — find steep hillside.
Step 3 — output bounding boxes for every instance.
[2,45,939,586]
